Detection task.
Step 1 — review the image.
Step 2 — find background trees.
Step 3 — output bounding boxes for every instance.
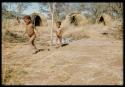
[2,2,123,21]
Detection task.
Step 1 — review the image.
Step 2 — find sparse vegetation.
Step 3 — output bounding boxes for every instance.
[2,2,123,85]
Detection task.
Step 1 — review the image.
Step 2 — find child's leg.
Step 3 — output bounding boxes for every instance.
[55,36,61,48]
[59,36,62,46]
[56,36,59,45]
[29,34,37,50]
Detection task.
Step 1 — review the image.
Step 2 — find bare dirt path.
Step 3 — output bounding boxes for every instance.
[2,37,123,85]
[2,23,123,85]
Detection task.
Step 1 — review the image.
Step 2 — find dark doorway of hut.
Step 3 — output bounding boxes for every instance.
[98,16,105,25]
[34,16,42,26]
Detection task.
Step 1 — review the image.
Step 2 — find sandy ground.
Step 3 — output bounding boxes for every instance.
[2,23,123,85]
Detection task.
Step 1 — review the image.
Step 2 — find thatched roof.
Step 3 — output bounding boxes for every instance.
[97,13,113,26]
[61,12,88,29]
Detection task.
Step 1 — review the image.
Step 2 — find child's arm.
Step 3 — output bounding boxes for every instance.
[32,24,40,36]
[34,28,40,36]
[57,28,63,36]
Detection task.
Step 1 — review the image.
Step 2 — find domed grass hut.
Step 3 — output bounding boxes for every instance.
[96,13,113,26]
[31,13,48,26]
[61,12,89,28]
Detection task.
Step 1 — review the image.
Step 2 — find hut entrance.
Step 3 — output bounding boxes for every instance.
[70,15,78,26]
[98,16,105,25]
[34,15,42,26]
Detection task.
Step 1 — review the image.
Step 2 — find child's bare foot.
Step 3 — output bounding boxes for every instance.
[60,44,63,47]
[32,49,40,54]
[55,44,62,48]
[55,46,60,48]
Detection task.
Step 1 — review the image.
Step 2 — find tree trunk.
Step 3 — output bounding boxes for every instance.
[48,3,55,46]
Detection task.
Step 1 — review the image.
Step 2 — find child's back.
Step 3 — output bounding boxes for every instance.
[26,23,36,37]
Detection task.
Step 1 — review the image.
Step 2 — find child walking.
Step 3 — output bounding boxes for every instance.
[23,15,40,54]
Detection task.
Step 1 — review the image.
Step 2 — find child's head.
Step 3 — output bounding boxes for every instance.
[23,15,31,25]
[56,21,61,28]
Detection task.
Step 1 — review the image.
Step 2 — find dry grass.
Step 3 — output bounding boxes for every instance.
[63,25,90,40]
[106,20,123,40]
[61,13,89,28]
[2,18,123,85]
[3,30,28,43]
